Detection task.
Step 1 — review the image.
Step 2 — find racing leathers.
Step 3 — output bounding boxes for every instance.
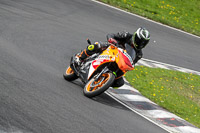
[106,31,143,64]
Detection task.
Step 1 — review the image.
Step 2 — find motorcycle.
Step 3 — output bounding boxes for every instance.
[63,39,135,98]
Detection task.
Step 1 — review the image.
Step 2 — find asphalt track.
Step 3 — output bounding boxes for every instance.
[0,0,199,133]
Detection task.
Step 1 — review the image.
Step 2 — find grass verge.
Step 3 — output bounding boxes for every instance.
[99,0,200,36]
[125,66,200,128]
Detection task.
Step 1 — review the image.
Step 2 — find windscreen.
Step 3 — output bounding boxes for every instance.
[125,43,136,61]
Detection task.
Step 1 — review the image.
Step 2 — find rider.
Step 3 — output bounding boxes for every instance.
[76,27,150,87]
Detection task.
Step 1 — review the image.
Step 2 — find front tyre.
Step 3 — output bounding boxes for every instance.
[63,66,78,81]
[83,72,115,98]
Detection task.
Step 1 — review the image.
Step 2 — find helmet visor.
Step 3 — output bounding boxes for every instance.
[134,33,149,49]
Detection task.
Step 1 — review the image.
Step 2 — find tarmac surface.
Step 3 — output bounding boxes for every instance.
[0,0,199,133]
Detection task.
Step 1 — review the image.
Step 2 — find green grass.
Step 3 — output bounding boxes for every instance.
[125,66,200,128]
[99,0,200,36]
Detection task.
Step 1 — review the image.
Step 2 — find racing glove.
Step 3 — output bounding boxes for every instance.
[108,38,118,45]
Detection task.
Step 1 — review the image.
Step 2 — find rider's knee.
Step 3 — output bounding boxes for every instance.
[111,77,124,87]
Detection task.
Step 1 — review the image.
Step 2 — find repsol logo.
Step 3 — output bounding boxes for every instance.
[97,55,110,59]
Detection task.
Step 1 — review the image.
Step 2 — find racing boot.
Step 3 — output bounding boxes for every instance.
[74,55,82,66]
[74,49,89,66]
[75,43,98,66]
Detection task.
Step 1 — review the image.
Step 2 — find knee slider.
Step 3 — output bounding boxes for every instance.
[87,45,95,51]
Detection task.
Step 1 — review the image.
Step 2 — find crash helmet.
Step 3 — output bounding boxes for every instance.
[132,27,150,50]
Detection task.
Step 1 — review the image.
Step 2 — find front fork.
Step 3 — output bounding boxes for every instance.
[94,66,109,82]
[94,66,117,82]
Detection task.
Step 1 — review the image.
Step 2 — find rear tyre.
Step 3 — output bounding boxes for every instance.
[63,66,78,81]
[83,72,115,98]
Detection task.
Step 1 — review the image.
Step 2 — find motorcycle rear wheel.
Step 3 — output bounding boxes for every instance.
[83,72,115,98]
[63,66,78,81]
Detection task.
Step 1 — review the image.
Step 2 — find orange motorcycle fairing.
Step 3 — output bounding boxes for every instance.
[87,45,134,80]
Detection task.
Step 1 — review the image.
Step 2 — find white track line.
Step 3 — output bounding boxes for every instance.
[151,63,170,70]
[137,60,153,67]
[141,58,200,74]
[91,0,200,39]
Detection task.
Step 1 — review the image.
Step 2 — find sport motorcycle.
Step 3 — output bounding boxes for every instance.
[63,39,135,98]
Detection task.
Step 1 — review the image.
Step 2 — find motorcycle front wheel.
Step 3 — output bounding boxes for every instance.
[63,66,78,81]
[83,72,115,98]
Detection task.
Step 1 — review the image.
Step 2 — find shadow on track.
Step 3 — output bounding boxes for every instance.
[63,79,130,111]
